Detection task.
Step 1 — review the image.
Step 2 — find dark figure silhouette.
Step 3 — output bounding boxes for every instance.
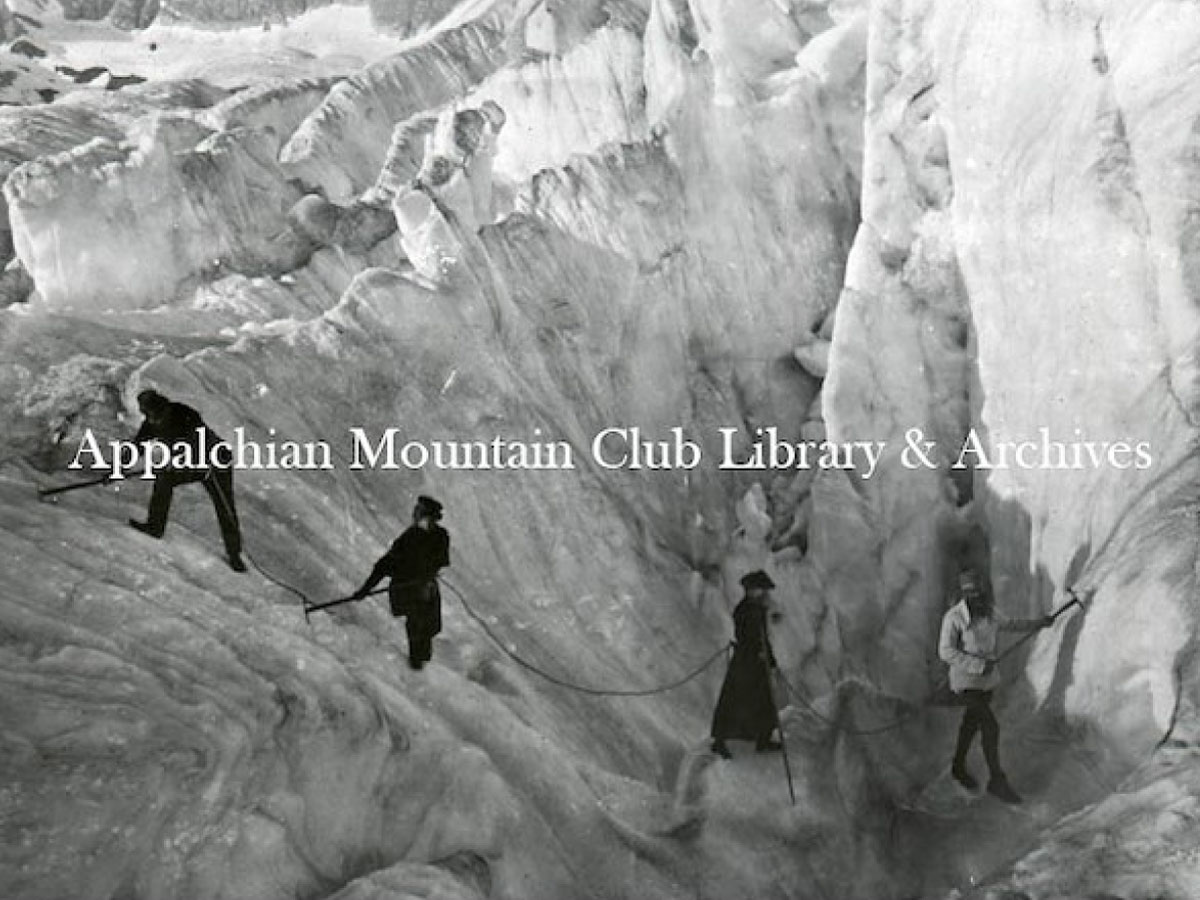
[353,496,450,669]
[939,569,1052,803]
[710,570,783,759]
[128,389,245,573]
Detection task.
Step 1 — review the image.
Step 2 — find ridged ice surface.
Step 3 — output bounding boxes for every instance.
[2,1,1198,898]
[280,17,509,204]
[0,2,870,898]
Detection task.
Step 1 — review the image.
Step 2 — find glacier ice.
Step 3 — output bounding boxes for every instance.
[2,1,1199,898]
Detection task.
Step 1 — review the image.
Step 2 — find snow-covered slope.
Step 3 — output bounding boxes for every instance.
[1,0,1197,898]
[0,2,875,898]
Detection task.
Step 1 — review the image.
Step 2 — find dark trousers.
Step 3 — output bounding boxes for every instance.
[953,689,1002,777]
[147,468,242,556]
[407,624,433,665]
[391,582,441,666]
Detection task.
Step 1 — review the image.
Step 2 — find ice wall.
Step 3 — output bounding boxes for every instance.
[932,0,1200,750]
[824,0,1200,745]
[369,0,480,35]
[5,0,1197,896]
[0,107,127,304]
[810,0,1200,893]
[42,0,344,28]
[0,2,885,899]
[280,18,509,204]
[6,115,309,310]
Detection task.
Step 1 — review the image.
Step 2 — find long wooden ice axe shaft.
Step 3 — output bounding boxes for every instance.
[37,474,114,499]
[997,588,1089,662]
[303,587,388,622]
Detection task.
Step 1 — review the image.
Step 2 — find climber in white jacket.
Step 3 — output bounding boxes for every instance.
[939,569,1054,804]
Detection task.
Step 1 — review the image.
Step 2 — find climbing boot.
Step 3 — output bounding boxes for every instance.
[987,775,1022,804]
[950,763,978,791]
[227,553,247,573]
[711,739,732,759]
[129,519,163,538]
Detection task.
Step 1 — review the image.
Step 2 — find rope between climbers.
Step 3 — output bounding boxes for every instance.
[774,592,1086,737]
[439,577,731,697]
[776,668,921,736]
[162,459,1086,715]
[32,466,1087,717]
[205,471,317,606]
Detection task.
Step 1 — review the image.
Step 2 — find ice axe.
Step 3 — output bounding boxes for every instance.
[1044,586,1090,625]
[37,474,114,502]
[1060,587,1089,615]
[996,587,1089,662]
[303,586,388,623]
[759,618,796,805]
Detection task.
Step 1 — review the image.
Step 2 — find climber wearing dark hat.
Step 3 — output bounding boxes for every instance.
[127,389,245,573]
[710,570,783,759]
[353,495,450,669]
[939,568,1054,804]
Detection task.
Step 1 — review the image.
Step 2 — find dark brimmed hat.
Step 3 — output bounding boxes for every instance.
[416,495,444,520]
[136,389,168,411]
[740,570,775,590]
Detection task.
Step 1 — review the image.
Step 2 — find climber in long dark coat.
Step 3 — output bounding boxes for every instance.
[710,570,783,759]
[352,495,450,670]
[128,389,245,573]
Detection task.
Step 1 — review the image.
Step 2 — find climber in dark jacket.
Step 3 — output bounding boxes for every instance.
[353,495,450,669]
[710,570,783,759]
[128,389,245,573]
